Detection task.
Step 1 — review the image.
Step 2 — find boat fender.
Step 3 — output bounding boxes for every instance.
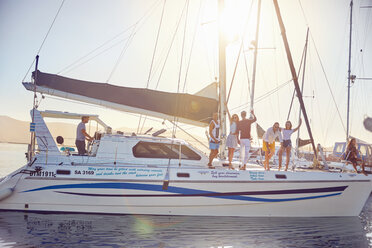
[0,187,14,201]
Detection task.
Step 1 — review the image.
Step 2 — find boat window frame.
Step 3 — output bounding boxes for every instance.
[132,141,201,160]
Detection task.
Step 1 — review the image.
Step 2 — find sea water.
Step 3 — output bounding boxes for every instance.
[0,143,371,248]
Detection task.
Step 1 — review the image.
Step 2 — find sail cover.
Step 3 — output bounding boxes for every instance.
[24,71,218,127]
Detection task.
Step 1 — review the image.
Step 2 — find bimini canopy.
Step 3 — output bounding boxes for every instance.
[39,110,109,130]
[23,71,218,127]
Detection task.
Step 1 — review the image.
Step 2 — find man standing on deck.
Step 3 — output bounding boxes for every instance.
[237,110,257,170]
[76,116,93,155]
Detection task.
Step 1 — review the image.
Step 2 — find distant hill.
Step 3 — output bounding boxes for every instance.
[0,116,78,145]
[0,116,209,152]
[0,116,30,144]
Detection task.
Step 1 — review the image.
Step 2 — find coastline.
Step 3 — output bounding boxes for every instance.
[0,141,28,145]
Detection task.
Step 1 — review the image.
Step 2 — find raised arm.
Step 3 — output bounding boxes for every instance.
[250,110,257,123]
[293,119,302,132]
[225,102,232,123]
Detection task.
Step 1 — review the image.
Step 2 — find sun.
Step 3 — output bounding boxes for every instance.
[220,4,242,43]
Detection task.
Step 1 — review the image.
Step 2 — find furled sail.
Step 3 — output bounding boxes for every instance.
[297,138,312,148]
[23,71,218,127]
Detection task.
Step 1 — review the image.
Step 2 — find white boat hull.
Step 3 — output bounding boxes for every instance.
[0,165,370,217]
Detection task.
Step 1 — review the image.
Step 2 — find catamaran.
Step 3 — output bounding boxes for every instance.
[0,0,371,217]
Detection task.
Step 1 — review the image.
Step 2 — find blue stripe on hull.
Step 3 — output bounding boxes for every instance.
[55,190,341,202]
[21,183,347,203]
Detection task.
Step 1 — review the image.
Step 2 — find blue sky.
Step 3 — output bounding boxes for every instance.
[0,0,371,147]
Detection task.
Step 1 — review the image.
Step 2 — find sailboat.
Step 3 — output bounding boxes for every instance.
[0,0,371,217]
[323,0,372,173]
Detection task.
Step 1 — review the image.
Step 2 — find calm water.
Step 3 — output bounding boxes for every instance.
[0,143,371,248]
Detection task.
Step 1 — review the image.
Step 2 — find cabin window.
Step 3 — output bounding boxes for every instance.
[132,141,201,160]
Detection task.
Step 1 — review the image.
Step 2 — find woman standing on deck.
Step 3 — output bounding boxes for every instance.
[226,110,240,170]
[346,138,367,175]
[208,112,220,169]
[263,122,283,171]
[278,119,302,171]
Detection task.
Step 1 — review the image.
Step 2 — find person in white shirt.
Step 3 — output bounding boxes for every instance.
[208,112,220,169]
[226,109,239,170]
[278,119,302,171]
[262,122,282,171]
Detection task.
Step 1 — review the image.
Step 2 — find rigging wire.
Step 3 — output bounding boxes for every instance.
[63,35,132,75]
[182,0,203,93]
[58,0,161,76]
[286,38,307,120]
[231,78,292,112]
[146,0,167,87]
[139,0,189,134]
[226,0,255,104]
[242,43,251,98]
[298,0,347,134]
[138,0,167,134]
[271,2,281,119]
[172,0,190,139]
[154,1,189,90]
[57,27,135,75]
[106,26,137,82]
[309,32,347,134]
[22,0,66,82]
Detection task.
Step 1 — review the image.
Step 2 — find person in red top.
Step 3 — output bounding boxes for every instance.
[237,110,257,170]
[346,138,367,175]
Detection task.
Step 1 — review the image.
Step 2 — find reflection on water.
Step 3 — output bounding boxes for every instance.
[0,197,371,248]
[0,144,371,247]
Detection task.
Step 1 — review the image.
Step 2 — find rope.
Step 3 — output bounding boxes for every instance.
[22,0,65,82]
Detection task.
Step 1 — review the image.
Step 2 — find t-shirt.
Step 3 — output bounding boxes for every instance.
[76,122,86,141]
[237,116,257,139]
[263,127,283,143]
[282,129,294,140]
[210,120,220,142]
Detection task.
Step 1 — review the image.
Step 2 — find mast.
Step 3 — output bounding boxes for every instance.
[346,0,353,142]
[29,55,39,162]
[218,0,227,158]
[296,28,309,157]
[273,0,317,158]
[250,0,262,112]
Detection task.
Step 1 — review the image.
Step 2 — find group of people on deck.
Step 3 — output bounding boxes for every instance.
[208,110,301,171]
